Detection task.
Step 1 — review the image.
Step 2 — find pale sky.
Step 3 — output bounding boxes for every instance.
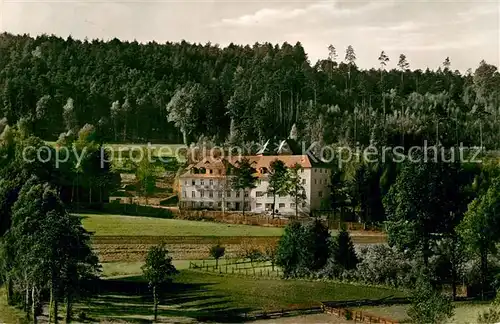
[1,0,499,71]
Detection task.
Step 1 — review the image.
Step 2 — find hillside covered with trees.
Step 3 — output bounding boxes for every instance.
[0,33,499,148]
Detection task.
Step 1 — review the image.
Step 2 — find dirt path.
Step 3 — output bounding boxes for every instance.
[252,313,353,323]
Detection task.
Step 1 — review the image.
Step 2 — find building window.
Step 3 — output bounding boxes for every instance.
[314,168,317,173]
[256,191,263,197]
[191,191,195,198]
[236,191,240,198]
[200,190,205,198]
[302,179,306,185]
[209,169,213,174]
[192,180,196,186]
[267,192,273,198]
[244,202,249,209]
[278,203,285,208]
[291,203,296,208]
[226,202,231,207]
[244,191,249,197]
[302,202,306,207]
[209,179,213,185]
[279,193,286,197]
[226,191,231,198]
[319,169,322,173]
[200,179,204,185]
[217,202,222,207]
[218,191,223,198]
[256,203,262,208]
[257,179,262,185]
[182,191,186,198]
[318,191,323,198]
[209,191,213,198]
[209,202,213,207]
[314,179,317,185]
[184,180,188,185]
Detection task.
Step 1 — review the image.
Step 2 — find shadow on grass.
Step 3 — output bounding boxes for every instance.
[80,275,254,323]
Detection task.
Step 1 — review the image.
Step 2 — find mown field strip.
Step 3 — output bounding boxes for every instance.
[91,234,386,245]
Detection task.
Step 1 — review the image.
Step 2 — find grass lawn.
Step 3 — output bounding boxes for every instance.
[358,301,493,323]
[102,259,281,278]
[0,288,27,324]
[78,270,405,323]
[81,213,284,237]
[102,260,199,277]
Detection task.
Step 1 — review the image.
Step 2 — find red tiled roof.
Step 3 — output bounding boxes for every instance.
[180,155,313,178]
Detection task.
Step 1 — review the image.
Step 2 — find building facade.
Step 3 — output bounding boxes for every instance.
[179,155,330,216]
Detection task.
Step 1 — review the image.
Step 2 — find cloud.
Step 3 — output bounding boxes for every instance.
[382,32,493,52]
[357,21,423,33]
[457,4,499,21]
[213,0,393,27]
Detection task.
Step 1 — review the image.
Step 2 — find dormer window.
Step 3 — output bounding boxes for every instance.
[199,167,206,174]
[260,167,268,174]
[192,168,199,174]
[209,169,213,174]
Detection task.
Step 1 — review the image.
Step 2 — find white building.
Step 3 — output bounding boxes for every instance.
[179,154,331,216]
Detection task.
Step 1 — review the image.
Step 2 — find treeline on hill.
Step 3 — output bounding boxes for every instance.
[0,33,499,148]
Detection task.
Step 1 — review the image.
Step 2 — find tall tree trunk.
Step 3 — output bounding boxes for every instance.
[480,247,488,300]
[25,283,30,320]
[32,286,37,324]
[89,181,92,205]
[7,278,13,305]
[54,289,59,324]
[49,284,54,323]
[65,293,72,324]
[272,193,276,219]
[242,192,245,217]
[295,192,298,220]
[153,286,158,322]
[451,234,458,301]
[182,129,188,145]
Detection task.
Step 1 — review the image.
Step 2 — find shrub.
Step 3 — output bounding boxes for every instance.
[407,276,454,324]
[160,195,179,206]
[209,244,225,269]
[354,244,417,288]
[332,228,358,270]
[102,203,174,218]
[478,308,500,323]
[300,219,331,271]
[77,311,87,321]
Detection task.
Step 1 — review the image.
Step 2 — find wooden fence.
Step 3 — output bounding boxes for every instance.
[189,260,282,278]
[323,306,399,324]
[176,209,291,226]
[321,297,410,324]
[175,209,384,232]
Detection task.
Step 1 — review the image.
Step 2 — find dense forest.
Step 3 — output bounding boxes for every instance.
[0,32,499,148]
